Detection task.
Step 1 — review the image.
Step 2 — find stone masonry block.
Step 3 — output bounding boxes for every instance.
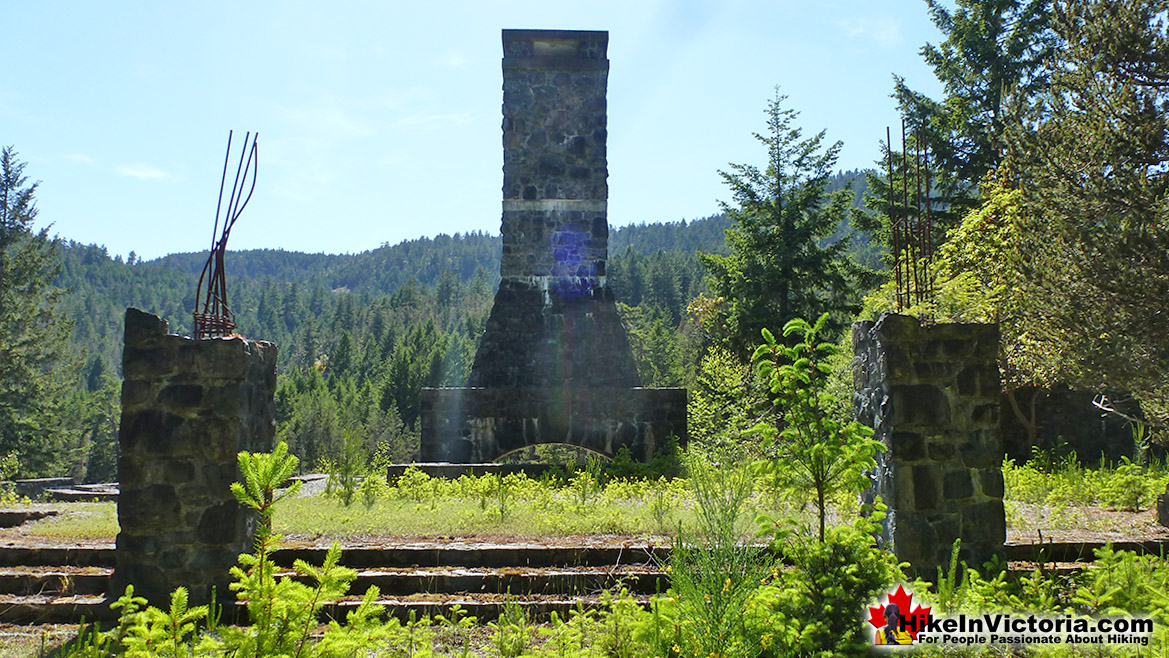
[913,463,942,511]
[962,500,1007,545]
[927,438,956,460]
[157,384,205,411]
[114,308,275,607]
[893,464,916,511]
[979,469,1005,498]
[855,313,1005,577]
[889,432,924,461]
[971,403,1000,427]
[943,470,974,500]
[1159,492,1169,528]
[890,384,951,428]
[421,387,686,462]
[960,430,1001,469]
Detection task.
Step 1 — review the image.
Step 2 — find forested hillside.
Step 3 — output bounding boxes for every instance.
[59,213,744,373]
[52,213,734,477]
[6,3,1169,653]
[34,169,873,481]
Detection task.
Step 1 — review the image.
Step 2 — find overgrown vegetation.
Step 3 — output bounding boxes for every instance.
[5,0,1169,654]
[752,314,883,541]
[51,401,1169,656]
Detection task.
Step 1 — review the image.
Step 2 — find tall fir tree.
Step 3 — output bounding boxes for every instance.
[0,147,77,475]
[700,90,865,357]
[1004,0,1169,418]
[865,0,1056,236]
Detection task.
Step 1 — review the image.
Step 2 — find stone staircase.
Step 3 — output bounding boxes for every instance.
[0,542,668,624]
[1,538,1164,625]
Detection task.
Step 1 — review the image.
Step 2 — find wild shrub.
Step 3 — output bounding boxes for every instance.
[395,464,437,504]
[747,510,901,657]
[752,314,884,541]
[322,428,366,507]
[907,541,1169,655]
[488,597,531,658]
[0,452,24,506]
[1099,457,1151,511]
[1004,452,1169,513]
[668,457,769,658]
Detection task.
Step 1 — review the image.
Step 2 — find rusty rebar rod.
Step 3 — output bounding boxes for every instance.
[887,120,935,315]
[194,130,258,339]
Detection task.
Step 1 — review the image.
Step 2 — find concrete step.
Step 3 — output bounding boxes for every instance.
[0,539,1159,571]
[0,592,654,625]
[312,565,665,597]
[0,510,58,528]
[1003,539,1169,563]
[0,564,665,599]
[0,543,666,569]
[0,594,112,624]
[0,546,115,568]
[0,567,111,595]
[42,489,117,503]
[270,543,667,569]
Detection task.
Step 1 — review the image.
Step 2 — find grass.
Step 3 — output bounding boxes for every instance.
[275,471,811,541]
[275,495,679,539]
[6,458,1169,545]
[4,503,117,542]
[1003,454,1169,537]
[0,625,78,658]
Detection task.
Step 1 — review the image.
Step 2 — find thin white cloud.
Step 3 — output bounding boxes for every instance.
[116,163,170,180]
[837,16,902,49]
[275,103,377,139]
[64,153,97,166]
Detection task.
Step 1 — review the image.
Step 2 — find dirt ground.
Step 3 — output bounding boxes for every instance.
[1005,503,1169,545]
[1,500,1168,550]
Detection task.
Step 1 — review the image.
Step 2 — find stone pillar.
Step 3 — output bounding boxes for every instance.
[853,312,1004,576]
[469,29,638,389]
[112,308,276,605]
[420,30,687,462]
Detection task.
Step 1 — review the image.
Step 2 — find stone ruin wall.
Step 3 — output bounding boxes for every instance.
[853,313,1005,576]
[420,387,685,462]
[112,308,276,605]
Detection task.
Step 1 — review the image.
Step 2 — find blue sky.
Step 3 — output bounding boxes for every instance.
[3,1,944,260]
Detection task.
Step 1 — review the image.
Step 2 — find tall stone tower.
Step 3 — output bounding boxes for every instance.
[469,30,639,389]
[420,30,686,463]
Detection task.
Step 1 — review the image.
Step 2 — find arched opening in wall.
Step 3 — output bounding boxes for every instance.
[494,443,611,467]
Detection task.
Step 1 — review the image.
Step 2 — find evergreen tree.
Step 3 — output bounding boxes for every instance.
[1004,0,1169,417]
[700,91,865,356]
[0,147,76,475]
[887,0,1055,226]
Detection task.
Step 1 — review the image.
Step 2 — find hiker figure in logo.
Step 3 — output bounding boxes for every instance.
[875,603,913,645]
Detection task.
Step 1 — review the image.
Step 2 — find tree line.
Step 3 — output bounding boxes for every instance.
[4,0,1163,480]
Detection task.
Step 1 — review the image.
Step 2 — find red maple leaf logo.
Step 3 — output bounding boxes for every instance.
[867,585,932,640]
